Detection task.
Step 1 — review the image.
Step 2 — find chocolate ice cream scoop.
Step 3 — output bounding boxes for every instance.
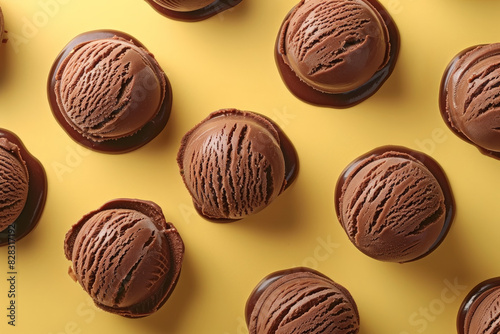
[276,0,399,108]
[145,0,243,22]
[458,277,500,334]
[335,146,454,263]
[0,139,29,232]
[177,108,298,221]
[64,199,184,318]
[48,30,172,153]
[440,43,500,160]
[0,129,47,246]
[245,267,360,334]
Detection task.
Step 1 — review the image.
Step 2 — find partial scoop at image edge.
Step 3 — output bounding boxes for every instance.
[144,0,244,22]
[457,277,500,334]
[0,129,47,246]
[245,267,360,334]
[439,43,500,160]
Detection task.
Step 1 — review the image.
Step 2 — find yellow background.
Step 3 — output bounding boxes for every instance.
[1,0,499,333]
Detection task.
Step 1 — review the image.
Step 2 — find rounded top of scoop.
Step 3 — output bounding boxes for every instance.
[280,0,390,94]
[54,37,166,143]
[64,198,184,318]
[441,43,500,156]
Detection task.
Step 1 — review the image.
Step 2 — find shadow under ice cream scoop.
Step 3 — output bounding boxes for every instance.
[457,277,500,334]
[440,43,500,160]
[48,30,172,153]
[245,267,360,334]
[177,108,298,222]
[0,129,47,246]
[64,198,184,318]
[276,0,399,108]
[145,0,243,21]
[335,146,454,263]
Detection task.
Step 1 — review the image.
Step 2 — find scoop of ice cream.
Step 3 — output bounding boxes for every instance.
[0,138,29,232]
[458,278,500,334]
[441,43,500,155]
[177,108,287,221]
[465,287,500,334]
[64,199,184,317]
[151,0,216,12]
[337,149,447,263]
[54,36,167,143]
[246,267,360,334]
[279,0,390,94]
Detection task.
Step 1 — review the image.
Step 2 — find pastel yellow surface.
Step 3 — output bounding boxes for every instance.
[1,0,499,333]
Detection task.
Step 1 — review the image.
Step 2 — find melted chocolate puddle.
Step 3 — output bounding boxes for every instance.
[334,145,455,262]
[275,0,400,108]
[144,0,243,22]
[47,30,172,154]
[0,129,48,246]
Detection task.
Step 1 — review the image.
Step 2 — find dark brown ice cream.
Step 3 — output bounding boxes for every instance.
[0,138,29,232]
[458,277,500,334]
[177,108,298,221]
[440,43,500,160]
[245,267,360,334]
[335,146,454,263]
[48,30,172,153]
[145,0,243,22]
[64,199,184,318]
[276,0,399,107]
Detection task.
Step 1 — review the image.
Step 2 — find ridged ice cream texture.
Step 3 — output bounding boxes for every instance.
[248,270,359,334]
[55,37,165,142]
[152,0,215,12]
[464,287,500,334]
[65,207,180,316]
[0,138,29,232]
[280,0,390,93]
[178,109,286,220]
[339,151,446,263]
[445,43,500,153]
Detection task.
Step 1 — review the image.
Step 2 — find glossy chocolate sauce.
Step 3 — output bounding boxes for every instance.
[47,30,172,154]
[438,45,500,160]
[334,145,455,262]
[191,111,299,223]
[244,267,330,326]
[64,198,184,318]
[457,277,500,334]
[0,129,48,246]
[144,0,243,22]
[275,0,400,108]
